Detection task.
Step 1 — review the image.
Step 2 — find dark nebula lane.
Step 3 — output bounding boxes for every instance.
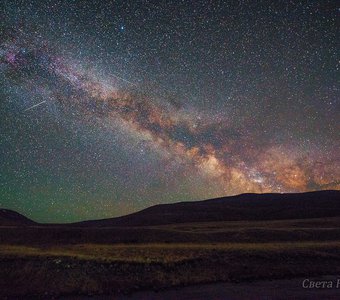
[0,0,339,222]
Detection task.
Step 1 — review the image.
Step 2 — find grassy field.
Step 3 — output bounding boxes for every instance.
[1,218,340,297]
[2,217,340,245]
[2,241,340,263]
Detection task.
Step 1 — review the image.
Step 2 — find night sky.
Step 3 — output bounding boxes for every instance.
[1,0,339,223]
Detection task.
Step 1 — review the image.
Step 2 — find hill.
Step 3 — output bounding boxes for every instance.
[75,190,340,227]
[0,209,36,226]
[1,190,340,298]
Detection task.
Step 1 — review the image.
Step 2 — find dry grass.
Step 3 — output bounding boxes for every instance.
[1,241,340,263]
[2,217,340,246]
[2,218,340,297]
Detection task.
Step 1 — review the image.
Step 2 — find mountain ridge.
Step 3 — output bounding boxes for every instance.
[75,190,340,227]
[0,208,37,226]
[1,190,339,226]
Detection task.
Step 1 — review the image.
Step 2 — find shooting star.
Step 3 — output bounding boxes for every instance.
[110,73,137,86]
[23,100,46,112]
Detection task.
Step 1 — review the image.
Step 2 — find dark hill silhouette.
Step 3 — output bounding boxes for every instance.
[1,191,339,227]
[75,190,340,227]
[0,209,36,226]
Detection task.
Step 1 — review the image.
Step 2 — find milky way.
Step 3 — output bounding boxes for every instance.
[0,1,339,222]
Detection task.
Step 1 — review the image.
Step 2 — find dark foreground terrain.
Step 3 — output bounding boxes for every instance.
[1,191,340,299]
[65,276,340,300]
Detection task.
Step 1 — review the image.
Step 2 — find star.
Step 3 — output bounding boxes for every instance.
[0,0,338,222]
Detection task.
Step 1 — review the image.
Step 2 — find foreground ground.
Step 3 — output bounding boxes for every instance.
[1,217,340,298]
[64,276,340,300]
